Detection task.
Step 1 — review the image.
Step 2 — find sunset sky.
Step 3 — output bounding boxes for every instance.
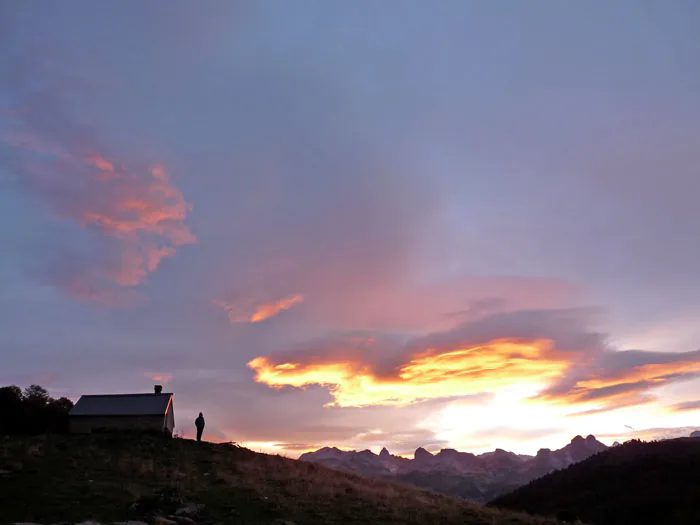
[2,1,700,457]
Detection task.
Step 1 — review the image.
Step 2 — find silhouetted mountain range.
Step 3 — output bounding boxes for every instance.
[300,434,608,502]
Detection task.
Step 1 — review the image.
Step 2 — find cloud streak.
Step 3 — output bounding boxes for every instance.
[542,349,700,413]
[670,400,700,412]
[214,294,304,323]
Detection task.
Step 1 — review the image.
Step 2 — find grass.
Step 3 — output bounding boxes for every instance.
[0,432,572,525]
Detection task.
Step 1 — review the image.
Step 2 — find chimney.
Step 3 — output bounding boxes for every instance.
[154,384,163,394]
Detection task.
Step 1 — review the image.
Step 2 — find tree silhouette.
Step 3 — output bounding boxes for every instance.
[24,385,50,405]
[0,384,73,435]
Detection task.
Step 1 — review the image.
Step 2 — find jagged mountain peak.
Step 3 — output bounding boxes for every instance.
[568,434,605,449]
[414,446,433,461]
[437,448,475,458]
[302,446,343,457]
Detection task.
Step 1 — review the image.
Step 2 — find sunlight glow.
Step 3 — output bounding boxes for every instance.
[248,339,568,407]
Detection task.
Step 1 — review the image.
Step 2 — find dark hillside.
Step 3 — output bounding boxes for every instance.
[490,438,700,525]
[0,433,567,525]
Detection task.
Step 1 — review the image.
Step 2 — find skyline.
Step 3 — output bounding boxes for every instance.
[2,1,700,457]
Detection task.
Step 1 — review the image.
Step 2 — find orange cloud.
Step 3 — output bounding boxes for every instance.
[215,294,304,323]
[145,372,173,385]
[252,295,305,322]
[547,360,700,409]
[79,165,195,239]
[248,307,700,413]
[248,338,569,407]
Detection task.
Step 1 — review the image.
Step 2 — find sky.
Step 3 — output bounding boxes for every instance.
[1,1,700,457]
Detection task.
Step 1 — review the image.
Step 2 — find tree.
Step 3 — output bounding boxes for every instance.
[0,385,23,401]
[50,397,74,412]
[46,397,74,433]
[0,384,73,435]
[24,385,50,406]
[0,385,24,434]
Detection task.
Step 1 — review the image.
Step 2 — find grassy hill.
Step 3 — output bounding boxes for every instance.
[0,433,568,525]
[490,438,700,525]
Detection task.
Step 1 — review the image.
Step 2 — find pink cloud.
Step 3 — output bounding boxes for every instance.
[18,149,198,297]
[1,53,197,303]
[144,372,173,385]
[73,163,197,287]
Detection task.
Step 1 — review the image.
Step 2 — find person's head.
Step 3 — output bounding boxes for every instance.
[199,412,203,417]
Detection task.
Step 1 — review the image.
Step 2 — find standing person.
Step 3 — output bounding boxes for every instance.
[195,412,205,442]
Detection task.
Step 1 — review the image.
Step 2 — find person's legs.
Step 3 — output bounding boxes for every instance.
[196,428,203,442]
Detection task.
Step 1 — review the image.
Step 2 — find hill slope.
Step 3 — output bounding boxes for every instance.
[490,438,700,525]
[0,433,566,525]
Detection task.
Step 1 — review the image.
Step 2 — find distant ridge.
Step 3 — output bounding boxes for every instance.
[300,435,608,502]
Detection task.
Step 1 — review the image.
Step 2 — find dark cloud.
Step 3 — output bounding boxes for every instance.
[415,308,604,355]
[597,349,700,374]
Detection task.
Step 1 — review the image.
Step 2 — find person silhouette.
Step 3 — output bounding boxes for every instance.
[195,412,205,442]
